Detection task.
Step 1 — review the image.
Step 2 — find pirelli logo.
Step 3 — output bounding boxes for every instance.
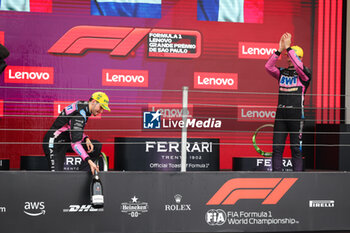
[207,178,297,205]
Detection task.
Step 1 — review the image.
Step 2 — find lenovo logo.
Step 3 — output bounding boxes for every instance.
[194,72,238,90]
[54,101,71,117]
[5,66,54,84]
[148,103,193,119]
[102,69,148,87]
[207,178,297,205]
[238,105,276,122]
[239,42,279,59]
[48,26,201,58]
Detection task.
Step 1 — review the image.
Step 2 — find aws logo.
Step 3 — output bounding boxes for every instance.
[23,201,46,216]
[280,76,297,86]
[207,178,297,205]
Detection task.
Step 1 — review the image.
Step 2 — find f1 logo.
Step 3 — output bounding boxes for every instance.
[207,178,297,205]
[48,26,149,56]
[48,26,201,58]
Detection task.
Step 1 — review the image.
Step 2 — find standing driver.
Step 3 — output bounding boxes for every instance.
[265,33,311,171]
[43,92,110,174]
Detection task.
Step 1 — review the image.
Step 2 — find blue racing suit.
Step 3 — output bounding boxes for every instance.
[265,48,312,171]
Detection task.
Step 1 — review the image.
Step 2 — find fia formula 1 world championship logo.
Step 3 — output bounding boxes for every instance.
[206,209,227,226]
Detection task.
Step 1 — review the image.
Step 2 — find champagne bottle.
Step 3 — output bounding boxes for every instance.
[90,171,104,208]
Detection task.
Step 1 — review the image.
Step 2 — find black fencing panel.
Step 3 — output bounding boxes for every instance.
[0,159,9,170]
[0,171,349,233]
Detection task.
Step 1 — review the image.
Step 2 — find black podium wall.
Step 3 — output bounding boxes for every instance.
[315,124,350,171]
[0,171,350,233]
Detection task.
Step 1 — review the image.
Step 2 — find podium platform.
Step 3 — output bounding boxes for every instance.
[0,171,349,233]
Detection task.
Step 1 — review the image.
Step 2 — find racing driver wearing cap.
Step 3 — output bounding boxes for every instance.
[265,33,311,171]
[43,92,110,174]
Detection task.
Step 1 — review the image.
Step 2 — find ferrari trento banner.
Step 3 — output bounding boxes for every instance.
[114,137,219,171]
[0,171,349,232]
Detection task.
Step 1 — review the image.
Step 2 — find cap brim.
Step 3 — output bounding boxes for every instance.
[101,104,111,111]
